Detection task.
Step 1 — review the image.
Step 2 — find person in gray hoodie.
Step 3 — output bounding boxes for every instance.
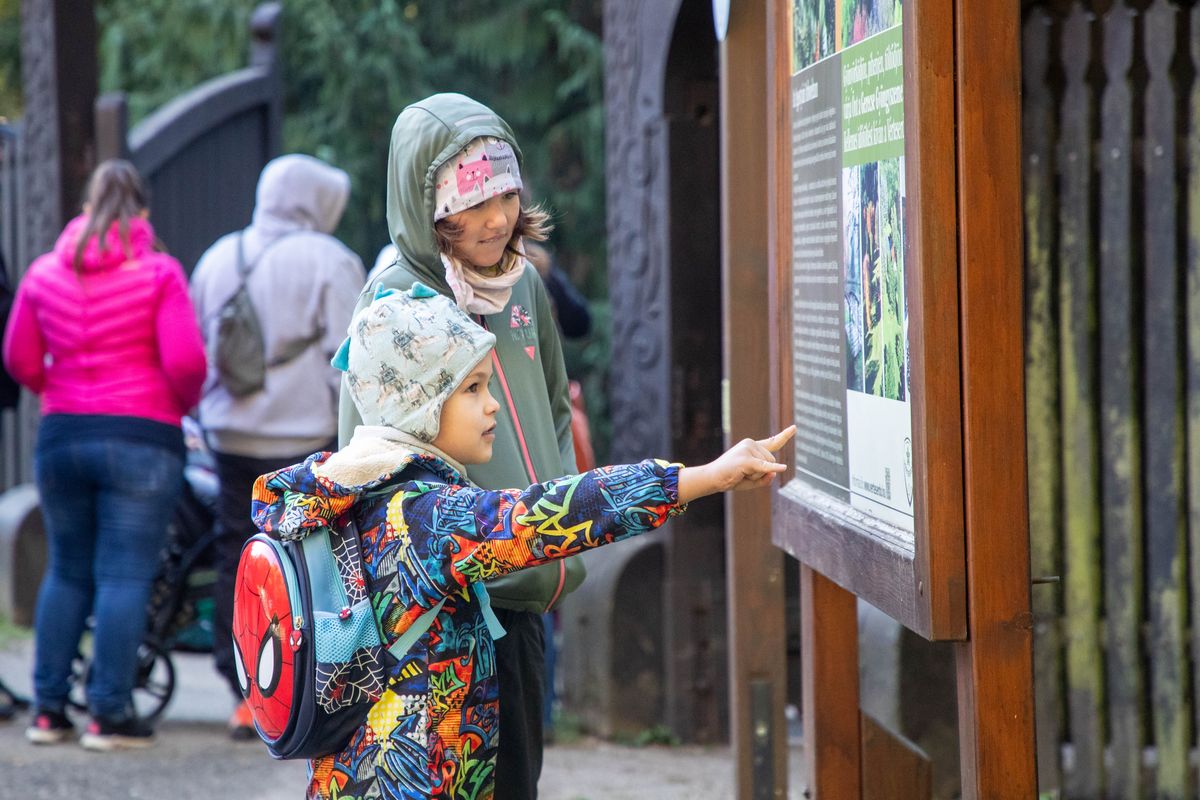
[190,153,365,737]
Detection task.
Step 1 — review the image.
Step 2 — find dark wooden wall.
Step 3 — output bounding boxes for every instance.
[663,0,727,743]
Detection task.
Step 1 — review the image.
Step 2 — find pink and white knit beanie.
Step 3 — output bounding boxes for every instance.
[433,136,523,221]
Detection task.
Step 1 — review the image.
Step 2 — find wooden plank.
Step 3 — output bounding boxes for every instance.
[1055,7,1105,797]
[1021,8,1063,794]
[767,0,792,471]
[1141,2,1191,797]
[860,712,932,800]
[1187,7,1200,789]
[952,0,1037,796]
[724,0,788,795]
[801,565,861,799]
[1097,6,1143,798]
[902,0,965,642]
[773,489,920,631]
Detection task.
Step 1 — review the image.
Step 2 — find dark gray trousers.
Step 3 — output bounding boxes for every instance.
[492,607,546,800]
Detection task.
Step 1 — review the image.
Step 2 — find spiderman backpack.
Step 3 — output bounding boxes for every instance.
[232,517,444,759]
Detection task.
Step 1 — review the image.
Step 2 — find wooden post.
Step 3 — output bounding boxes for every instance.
[1021,7,1064,792]
[1187,9,1200,794]
[721,0,787,795]
[19,0,97,258]
[1098,5,1142,797]
[1142,3,1191,796]
[249,2,283,159]
[952,0,1037,796]
[1055,9,1104,796]
[94,93,129,162]
[801,566,861,799]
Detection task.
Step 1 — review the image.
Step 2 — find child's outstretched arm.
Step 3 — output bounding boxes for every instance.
[677,425,796,503]
[390,426,797,596]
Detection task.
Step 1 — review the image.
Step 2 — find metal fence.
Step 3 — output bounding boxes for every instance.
[1023,0,1200,797]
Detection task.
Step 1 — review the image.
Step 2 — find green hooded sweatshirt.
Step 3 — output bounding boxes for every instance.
[338,93,585,611]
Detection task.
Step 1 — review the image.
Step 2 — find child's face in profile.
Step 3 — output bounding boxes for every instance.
[447,191,521,269]
[431,354,500,464]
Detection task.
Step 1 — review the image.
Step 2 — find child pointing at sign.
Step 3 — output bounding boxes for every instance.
[241,283,794,800]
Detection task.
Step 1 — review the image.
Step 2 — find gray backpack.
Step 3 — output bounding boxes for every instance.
[213,233,322,397]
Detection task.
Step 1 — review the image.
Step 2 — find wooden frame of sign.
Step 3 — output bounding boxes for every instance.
[767,0,965,641]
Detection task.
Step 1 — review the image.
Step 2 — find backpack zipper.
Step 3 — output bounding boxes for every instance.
[252,534,306,648]
[478,316,568,612]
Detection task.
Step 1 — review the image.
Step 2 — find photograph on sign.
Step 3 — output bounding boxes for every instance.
[785,0,912,534]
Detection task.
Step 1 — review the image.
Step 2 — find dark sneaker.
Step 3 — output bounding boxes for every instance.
[80,714,155,751]
[25,708,74,744]
[0,680,29,722]
[228,699,256,741]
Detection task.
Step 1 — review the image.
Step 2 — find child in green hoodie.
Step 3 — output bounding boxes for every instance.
[249,283,792,799]
[339,93,585,796]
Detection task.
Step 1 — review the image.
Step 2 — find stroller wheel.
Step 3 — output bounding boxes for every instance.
[131,640,176,723]
[67,639,177,724]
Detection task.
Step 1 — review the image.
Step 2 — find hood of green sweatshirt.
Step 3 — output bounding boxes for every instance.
[385,93,523,293]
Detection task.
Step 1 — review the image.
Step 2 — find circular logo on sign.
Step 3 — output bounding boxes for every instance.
[903,437,914,506]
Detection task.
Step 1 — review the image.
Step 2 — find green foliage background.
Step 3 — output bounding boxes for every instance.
[0,0,20,119]
[0,0,612,457]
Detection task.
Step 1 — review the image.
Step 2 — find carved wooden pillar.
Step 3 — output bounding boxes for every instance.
[603,0,727,743]
[604,0,677,464]
[19,0,97,260]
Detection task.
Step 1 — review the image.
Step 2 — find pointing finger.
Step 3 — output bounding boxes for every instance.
[758,425,796,453]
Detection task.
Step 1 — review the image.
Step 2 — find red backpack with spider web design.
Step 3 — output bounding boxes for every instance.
[231,520,443,760]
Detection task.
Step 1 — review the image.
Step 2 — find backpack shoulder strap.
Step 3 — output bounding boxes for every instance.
[234,231,259,292]
[386,598,447,660]
[237,229,303,283]
[383,582,506,662]
[233,230,324,367]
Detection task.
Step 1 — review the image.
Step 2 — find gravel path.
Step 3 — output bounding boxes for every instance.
[0,632,803,798]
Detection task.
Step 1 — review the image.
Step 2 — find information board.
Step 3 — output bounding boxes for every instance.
[771,0,965,639]
[787,8,912,533]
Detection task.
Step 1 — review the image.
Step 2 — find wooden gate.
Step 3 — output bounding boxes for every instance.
[1,2,282,494]
[95,2,282,273]
[1024,1,1200,796]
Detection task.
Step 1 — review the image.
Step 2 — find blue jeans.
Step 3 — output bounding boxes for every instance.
[33,436,182,717]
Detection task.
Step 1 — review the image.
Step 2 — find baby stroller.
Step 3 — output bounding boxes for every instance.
[69,418,220,722]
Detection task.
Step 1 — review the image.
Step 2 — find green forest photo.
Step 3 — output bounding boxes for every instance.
[843,157,906,401]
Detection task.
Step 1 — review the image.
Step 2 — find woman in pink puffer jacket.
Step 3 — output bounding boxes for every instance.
[2,159,205,750]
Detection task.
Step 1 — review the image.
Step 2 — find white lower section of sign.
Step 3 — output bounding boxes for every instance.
[845,390,914,532]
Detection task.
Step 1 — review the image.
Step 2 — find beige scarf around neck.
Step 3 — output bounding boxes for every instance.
[441,242,526,315]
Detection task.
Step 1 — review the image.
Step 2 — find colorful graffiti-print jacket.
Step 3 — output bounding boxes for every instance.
[251,443,684,800]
